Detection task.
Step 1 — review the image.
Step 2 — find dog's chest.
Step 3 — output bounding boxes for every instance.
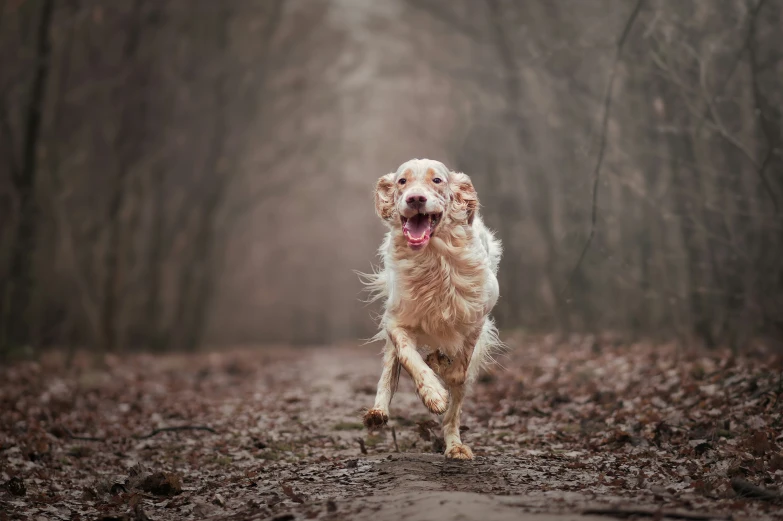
[392,251,486,344]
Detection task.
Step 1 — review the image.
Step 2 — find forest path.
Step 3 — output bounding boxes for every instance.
[1,340,780,520]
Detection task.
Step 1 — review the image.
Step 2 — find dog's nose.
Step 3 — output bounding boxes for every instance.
[406,194,427,208]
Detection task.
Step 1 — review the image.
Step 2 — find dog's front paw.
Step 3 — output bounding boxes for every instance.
[363,408,388,429]
[445,443,474,460]
[417,380,449,414]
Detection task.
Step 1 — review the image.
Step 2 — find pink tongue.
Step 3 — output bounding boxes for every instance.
[405,214,429,238]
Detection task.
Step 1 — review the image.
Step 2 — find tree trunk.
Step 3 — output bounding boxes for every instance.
[0,0,54,354]
[99,0,146,352]
[170,4,230,351]
[142,170,166,350]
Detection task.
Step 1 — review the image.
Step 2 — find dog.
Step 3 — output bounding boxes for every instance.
[360,158,502,460]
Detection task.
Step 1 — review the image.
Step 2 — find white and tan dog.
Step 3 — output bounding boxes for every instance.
[360,158,502,460]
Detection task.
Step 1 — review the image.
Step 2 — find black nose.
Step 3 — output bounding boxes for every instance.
[406,194,427,208]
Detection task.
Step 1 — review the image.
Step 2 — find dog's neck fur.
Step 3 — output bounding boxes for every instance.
[387,219,487,347]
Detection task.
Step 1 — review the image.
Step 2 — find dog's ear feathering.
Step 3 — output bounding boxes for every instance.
[449,172,478,225]
[374,172,396,221]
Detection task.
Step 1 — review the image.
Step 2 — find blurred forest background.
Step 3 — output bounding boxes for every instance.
[1,0,781,356]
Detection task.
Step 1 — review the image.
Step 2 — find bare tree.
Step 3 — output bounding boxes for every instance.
[0,0,54,354]
[2,0,781,352]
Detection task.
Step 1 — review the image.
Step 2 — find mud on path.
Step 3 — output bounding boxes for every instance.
[1,337,782,520]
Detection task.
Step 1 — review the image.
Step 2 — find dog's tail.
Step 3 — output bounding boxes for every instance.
[467,317,506,385]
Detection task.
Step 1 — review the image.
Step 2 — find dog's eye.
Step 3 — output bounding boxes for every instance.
[433,178,442,184]
[398,178,407,185]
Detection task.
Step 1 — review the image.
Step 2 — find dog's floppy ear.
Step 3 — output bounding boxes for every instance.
[374,172,397,221]
[449,171,478,225]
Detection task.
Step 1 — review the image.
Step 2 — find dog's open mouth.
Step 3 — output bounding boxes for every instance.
[401,212,441,250]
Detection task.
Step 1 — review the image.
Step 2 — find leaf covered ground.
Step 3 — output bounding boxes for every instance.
[1,335,782,521]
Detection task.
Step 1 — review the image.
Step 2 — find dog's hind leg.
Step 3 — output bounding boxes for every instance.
[440,327,482,460]
[442,383,471,459]
[363,341,400,429]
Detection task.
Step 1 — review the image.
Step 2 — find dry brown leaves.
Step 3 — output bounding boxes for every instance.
[0,337,781,520]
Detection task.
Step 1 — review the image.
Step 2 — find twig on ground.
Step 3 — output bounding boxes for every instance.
[582,507,729,520]
[134,426,217,439]
[391,426,399,452]
[62,427,106,442]
[731,478,781,501]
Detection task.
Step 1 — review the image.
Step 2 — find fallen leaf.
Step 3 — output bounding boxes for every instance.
[137,472,182,496]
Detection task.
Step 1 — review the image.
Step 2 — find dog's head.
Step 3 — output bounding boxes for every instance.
[374,159,478,250]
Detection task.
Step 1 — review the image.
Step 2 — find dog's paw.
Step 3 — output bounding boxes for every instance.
[363,408,388,429]
[425,350,451,375]
[444,443,474,460]
[417,380,449,414]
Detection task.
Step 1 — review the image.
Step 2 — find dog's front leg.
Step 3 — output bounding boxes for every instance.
[363,341,400,429]
[388,326,449,414]
[440,327,481,460]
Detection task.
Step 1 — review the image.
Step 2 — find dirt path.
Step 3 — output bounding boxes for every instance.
[1,339,781,520]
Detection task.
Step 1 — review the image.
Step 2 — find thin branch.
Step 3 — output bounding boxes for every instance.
[60,425,218,441]
[746,0,778,213]
[649,49,762,172]
[19,0,54,185]
[41,0,101,340]
[561,0,645,297]
[133,426,217,439]
[655,0,777,213]
[0,1,10,171]
[0,99,19,179]
[716,0,766,88]
[683,0,776,212]
[731,478,781,501]
[404,0,484,40]
[696,46,762,170]
[62,427,106,442]
[582,508,729,520]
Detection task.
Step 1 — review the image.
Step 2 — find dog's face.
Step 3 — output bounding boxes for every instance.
[374,159,478,250]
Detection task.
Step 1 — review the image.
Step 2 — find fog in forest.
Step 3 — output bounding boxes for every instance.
[2,0,782,355]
